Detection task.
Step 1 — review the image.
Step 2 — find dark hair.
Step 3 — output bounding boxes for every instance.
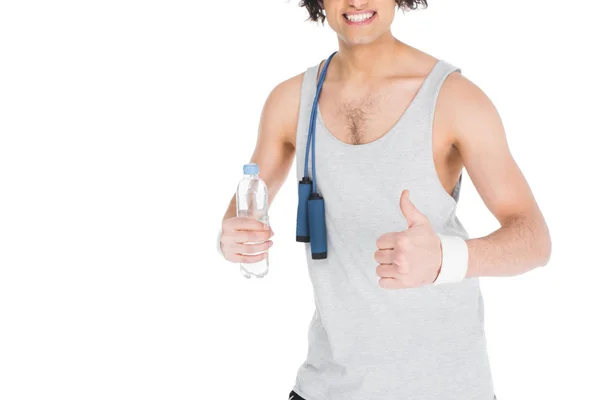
[299,0,428,24]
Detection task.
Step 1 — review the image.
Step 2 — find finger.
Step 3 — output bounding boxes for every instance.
[374,249,395,265]
[399,189,428,228]
[264,226,274,239]
[232,229,272,244]
[232,240,273,255]
[228,216,269,231]
[375,232,398,250]
[229,252,269,264]
[386,274,415,288]
[378,277,400,290]
[394,234,411,253]
[375,263,400,279]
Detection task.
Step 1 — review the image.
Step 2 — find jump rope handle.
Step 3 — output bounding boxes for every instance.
[295,51,337,260]
[296,177,312,243]
[307,192,327,259]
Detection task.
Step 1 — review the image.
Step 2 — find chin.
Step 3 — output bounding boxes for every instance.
[342,34,381,46]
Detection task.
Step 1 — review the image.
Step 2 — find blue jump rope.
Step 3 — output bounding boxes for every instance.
[295,51,337,260]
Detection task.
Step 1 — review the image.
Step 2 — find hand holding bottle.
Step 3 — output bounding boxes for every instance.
[219,216,274,264]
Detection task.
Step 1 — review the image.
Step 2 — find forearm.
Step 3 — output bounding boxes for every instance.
[464,211,552,278]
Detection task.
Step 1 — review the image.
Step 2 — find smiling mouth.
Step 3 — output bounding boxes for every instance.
[343,11,376,23]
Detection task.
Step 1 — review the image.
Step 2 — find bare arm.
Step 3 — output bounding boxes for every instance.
[221,72,303,221]
[218,72,303,261]
[443,73,552,277]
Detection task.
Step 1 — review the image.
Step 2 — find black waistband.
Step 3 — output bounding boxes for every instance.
[288,390,306,400]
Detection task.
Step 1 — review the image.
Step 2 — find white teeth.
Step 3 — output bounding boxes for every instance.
[345,12,374,22]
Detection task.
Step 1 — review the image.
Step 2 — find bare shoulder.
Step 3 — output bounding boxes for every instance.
[440,70,497,114]
[259,71,305,148]
[437,69,505,150]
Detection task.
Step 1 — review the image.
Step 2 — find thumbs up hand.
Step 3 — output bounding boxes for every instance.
[374,190,442,289]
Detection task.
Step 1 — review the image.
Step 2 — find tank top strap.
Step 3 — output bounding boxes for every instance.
[305,63,320,90]
[406,59,464,203]
[410,59,462,114]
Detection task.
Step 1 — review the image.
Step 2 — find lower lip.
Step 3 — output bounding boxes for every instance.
[343,12,376,26]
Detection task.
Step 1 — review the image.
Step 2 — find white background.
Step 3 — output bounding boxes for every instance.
[1,1,599,399]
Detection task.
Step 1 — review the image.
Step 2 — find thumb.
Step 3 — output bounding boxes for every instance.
[399,189,428,228]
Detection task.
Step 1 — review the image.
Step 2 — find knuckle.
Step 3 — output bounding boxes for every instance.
[394,253,405,265]
[220,239,231,252]
[221,219,230,230]
[395,236,407,248]
[220,226,230,238]
[220,244,229,255]
[394,255,409,273]
[391,265,402,277]
[394,263,405,275]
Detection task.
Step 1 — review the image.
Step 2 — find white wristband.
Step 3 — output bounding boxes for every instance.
[433,234,469,285]
[217,228,225,257]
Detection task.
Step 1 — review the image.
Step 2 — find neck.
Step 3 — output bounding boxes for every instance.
[334,32,407,81]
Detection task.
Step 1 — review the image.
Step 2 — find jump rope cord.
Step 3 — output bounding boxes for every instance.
[304,51,337,194]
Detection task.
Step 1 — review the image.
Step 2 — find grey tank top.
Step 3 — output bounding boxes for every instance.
[293,59,496,400]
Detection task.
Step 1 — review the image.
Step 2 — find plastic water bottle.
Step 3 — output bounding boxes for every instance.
[236,163,270,279]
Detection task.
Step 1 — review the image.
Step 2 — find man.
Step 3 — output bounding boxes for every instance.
[218,1,551,399]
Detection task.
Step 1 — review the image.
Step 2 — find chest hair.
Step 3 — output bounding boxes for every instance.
[334,94,382,145]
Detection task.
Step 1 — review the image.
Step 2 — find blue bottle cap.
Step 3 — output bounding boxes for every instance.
[243,163,259,175]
